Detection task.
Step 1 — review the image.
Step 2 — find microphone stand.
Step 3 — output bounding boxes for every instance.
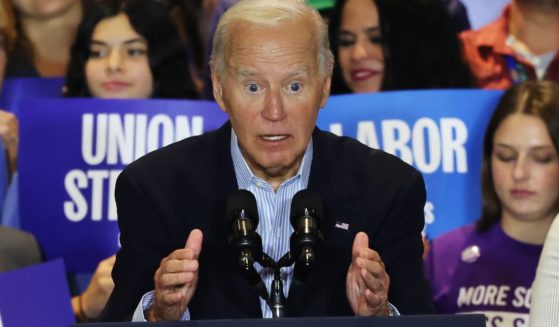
[245,251,294,318]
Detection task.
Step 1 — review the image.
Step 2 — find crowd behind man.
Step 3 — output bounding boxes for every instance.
[0,0,558,325]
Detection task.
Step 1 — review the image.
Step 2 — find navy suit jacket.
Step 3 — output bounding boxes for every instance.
[102,122,434,321]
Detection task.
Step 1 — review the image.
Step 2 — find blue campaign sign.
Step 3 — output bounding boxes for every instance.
[18,97,228,272]
[318,90,502,238]
[0,77,65,112]
[0,259,74,327]
[12,78,504,272]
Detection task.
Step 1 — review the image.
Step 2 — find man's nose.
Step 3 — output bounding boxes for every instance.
[262,88,286,122]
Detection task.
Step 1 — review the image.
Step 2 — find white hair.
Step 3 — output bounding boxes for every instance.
[211,0,334,77]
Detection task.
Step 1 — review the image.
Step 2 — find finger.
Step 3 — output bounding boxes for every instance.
[364,289,384,311]
[162,258,199,274]
[167,248,199,261]
[185,229,203,259]
[356,256,385,276]
[355,247,382,262]
[352,232,369,259]
[359,267,384,293]
[158,290,185,306]
[159,271,197,288]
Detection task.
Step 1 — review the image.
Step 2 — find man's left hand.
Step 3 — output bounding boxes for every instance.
[346,232,390,316]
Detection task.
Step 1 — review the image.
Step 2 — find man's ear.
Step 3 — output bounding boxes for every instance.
[210,63,227,113]
[319,75,332,109]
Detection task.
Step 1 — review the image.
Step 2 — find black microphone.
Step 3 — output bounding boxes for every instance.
[227,190,263,274]
[289,189,323,281]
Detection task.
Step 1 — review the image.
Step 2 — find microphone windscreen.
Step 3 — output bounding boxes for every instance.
[227,189,259,224]
[290,190,323,227]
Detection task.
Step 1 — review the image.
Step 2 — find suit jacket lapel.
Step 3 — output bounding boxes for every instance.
[286,128,359,316]
[189,122,262,318]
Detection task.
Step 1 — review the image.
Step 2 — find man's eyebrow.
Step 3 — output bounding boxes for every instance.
[234,68,309,78]
[287,69,309,77]
[235,69,258,77]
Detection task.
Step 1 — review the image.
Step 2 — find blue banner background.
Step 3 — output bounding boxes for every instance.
[318,91,501,238]
[0,259,74,327]
[18,97,227,271]
[2,78,503,272]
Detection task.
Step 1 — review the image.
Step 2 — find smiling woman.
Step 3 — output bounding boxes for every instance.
[328,0,473,94]
[64,0,198,99]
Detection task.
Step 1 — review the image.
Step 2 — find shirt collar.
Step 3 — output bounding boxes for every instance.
[230,128,313,190]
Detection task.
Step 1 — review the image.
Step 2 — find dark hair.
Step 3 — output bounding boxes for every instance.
[64,0,198,99]
[328,0,473,94]
[0,0,16,52]
[164,0,204,76]
[477,80,559,232]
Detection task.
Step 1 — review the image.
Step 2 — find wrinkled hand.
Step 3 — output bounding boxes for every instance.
[81,255,116,319]
[346,232,390,316]
[148,229,203,321]
[0,110,19,175]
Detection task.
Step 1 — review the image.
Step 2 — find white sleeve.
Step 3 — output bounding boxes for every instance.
[529,213,559,327]
[131,290,191,322]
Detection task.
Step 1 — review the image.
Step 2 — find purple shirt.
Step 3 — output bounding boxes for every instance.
[425,223,542,326]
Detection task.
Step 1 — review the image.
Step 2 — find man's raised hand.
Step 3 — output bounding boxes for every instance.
[149,229,203,321]
[346,232,390,316]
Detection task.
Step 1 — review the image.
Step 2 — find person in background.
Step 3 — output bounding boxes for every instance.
[102,0,433,321]
[460,0,559,89]
[63,0,200,321]
[1,1,114,322]
[7,0,83,77]
[425,80,559,325]
[0,1,42,273]
[0,0,18,176]
[328,0,473,94]
[64,0,198,99]
[164,0,218,94]
[65,0,199,320]
[529,212,559,327]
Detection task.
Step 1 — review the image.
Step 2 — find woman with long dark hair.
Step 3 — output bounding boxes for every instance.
[328,0,473,94]
[65,0,198,99]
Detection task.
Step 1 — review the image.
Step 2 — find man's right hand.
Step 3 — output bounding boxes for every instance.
[148,229,203,321]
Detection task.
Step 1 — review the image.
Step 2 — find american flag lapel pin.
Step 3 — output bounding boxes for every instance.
[335,221,349,230]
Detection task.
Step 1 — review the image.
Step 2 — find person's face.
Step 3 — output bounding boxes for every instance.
[337,0,384,93]
[492,113,559,224]
[85,13,153,99]
[12,0,77,19]
[212,18,331,184]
